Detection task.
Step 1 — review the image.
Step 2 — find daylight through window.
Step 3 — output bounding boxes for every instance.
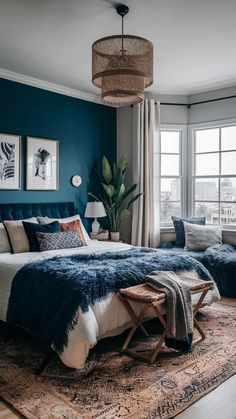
[159,130,183,224]
[193,125,236,226]
[159,123,236,227]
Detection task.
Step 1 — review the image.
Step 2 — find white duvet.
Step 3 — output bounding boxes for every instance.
[0,241,220,369]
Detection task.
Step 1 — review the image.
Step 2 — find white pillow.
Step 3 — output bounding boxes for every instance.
[37,215,91,243]
[4,217,39,253]
[0,223,11,253]
[184,221,222,251]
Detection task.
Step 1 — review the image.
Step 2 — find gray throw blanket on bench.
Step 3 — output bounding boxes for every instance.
[146,271,193,352]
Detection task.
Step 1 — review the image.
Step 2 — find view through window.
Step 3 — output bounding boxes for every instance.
[159,123,236,227]
[193,125,236,226]
[159,130,182,224]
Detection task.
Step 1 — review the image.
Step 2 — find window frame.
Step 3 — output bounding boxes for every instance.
[189,118,236,230]
[159,124,188,226]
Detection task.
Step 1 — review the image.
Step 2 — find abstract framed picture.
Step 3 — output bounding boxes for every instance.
[26,137,59,190]
[0,133,21,190]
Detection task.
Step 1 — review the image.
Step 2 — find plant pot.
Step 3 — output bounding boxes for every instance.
[110,231,120,242]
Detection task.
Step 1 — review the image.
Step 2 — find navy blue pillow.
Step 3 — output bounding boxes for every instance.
[23,221,61,252]
[172,216,206,248]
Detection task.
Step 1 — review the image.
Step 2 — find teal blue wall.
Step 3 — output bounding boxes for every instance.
[0,78,117,218]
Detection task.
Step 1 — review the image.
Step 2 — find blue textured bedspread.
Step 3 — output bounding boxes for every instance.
[160,244,236,298]
[7,247,213,354]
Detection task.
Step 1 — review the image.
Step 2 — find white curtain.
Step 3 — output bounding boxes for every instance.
[131,99,161,248]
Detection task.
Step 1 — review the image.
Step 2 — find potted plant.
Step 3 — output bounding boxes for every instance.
[89,155,142,241]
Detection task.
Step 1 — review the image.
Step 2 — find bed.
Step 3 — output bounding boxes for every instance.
[0,202,235,419]
[0,201,220,369]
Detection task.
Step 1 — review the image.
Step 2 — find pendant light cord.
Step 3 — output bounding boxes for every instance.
[121,15,124,53]
[116,4,129,55]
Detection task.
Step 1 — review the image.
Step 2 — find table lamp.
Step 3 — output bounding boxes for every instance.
[84,201,106,234]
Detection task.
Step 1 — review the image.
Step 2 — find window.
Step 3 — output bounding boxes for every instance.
[157,122,236,229]
[193,125,236,226]
[159,129,185,225]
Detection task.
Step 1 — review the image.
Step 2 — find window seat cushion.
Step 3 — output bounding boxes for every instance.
[158,243,236,298]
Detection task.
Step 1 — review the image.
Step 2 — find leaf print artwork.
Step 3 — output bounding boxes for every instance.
[0,142,15,180]
[0,134,20,190]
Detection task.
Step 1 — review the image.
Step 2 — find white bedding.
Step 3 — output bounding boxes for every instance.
[0,241,220,369]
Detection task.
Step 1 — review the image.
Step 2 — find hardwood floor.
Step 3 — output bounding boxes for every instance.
[0,297,235,419]
[0,399,22,418]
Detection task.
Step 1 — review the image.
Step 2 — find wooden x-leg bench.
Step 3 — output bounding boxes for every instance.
[118,277,214,363]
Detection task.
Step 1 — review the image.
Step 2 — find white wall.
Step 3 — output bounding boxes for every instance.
[188,86,236,124]
[147,93,189,125]
[117,86,236,244]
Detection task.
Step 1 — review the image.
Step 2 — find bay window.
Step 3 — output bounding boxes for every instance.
[159,120,236,229]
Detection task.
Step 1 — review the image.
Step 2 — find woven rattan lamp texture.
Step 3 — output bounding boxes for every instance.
[92,5,153,106]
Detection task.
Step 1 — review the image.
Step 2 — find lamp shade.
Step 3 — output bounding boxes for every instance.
[92,35,153,106]
[84,202,106,218]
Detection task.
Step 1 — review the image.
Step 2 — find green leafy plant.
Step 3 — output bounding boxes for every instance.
[89,155,143,232]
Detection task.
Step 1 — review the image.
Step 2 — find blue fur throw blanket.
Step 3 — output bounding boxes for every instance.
[7,247,212,354]
[160,244,236,298]
[199,244,236,297]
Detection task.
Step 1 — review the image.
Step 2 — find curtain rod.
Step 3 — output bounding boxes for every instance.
[130,95,236,108]
[161,94,236,109]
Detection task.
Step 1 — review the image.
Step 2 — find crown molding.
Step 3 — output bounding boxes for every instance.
[0,68,112,106]
[2,68,236,107]
[148,79,236,97]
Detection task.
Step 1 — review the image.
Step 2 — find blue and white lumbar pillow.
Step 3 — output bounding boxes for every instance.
[36,231,86,251]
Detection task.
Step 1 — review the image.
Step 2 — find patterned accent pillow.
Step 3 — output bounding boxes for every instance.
[184,222,222,251]
[60,219,85,243]
[36,231,86,252]
[172,216,206,248]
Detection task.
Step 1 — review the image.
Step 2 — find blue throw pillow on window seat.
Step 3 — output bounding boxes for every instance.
[171,216,206,248]
[23,221,61,252]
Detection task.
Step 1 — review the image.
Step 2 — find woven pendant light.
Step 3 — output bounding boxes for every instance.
[92,4,153,106]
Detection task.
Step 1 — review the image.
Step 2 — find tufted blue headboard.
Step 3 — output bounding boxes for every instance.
[0,202,75,222]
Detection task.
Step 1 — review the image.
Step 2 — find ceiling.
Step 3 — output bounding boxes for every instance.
[1,0,236,98]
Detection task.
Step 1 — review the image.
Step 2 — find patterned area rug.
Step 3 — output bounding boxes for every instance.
[0,301,235,419]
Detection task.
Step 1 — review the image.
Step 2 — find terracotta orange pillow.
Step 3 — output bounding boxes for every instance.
[60,219,86,243]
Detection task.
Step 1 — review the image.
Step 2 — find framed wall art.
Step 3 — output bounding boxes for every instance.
[26,137,59,190]
[0,133,21,190]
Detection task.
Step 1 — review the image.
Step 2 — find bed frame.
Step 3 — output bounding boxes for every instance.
[0,201,76,374]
